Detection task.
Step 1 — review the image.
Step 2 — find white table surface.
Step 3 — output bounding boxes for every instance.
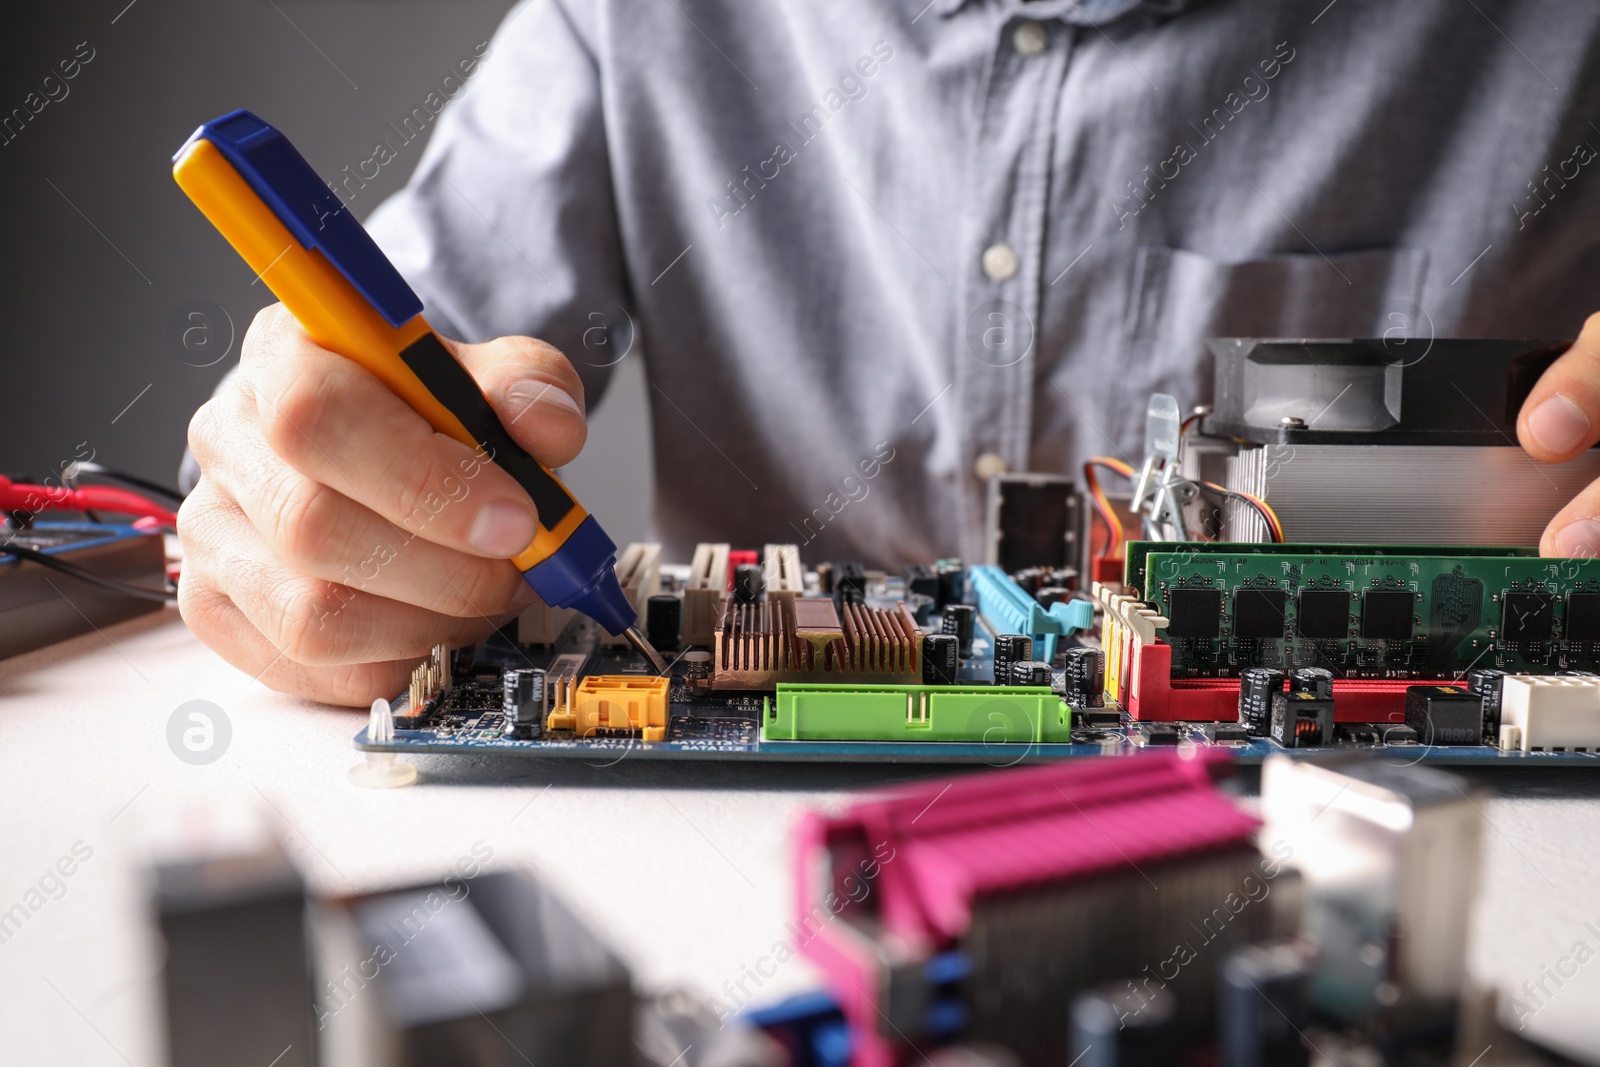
[3,609,1599,1065]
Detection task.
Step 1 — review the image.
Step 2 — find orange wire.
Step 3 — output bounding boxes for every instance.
[1200,480,1285,542]
[1085,457,1135,565]
[1086,455,1286,552]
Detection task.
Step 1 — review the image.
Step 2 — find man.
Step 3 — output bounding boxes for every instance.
[177,0,1600,703]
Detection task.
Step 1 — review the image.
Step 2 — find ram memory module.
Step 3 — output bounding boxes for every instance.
[1125,542,1600,678]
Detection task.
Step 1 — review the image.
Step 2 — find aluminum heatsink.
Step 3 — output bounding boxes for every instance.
[1193,338,1600,545]
[1220,444,1600,544]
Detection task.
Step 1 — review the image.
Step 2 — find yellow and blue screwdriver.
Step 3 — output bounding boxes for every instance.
[172,109,669,674]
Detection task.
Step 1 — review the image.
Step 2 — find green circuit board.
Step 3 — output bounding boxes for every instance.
[1129,542,1600,678]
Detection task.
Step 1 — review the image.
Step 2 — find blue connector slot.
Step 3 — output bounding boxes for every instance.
[967,565,1093,663]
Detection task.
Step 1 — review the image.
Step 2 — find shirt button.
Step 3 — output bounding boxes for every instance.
[1013,21,1048,56]
[982,243,1019,281]
[974,452,1008,480]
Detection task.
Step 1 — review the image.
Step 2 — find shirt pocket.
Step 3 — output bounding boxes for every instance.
[1106,245,1429,445]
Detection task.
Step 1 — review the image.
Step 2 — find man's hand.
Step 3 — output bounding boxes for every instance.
[1519,314,1600,557]
[178,304,588,705]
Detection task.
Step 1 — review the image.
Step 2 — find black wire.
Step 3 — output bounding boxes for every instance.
[3,542,177,602]
[68,462,185,503]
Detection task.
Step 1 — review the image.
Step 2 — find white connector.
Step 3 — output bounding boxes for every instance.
[684,542,731,647]
[1498,674,1600,753]
[517,599,577,646]
[762,543,804,610]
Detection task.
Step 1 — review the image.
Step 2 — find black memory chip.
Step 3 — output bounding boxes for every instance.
[1501,592,1555,643]
[1233,589,1288,640]
[1165,588,1223,638]
[1566,593,1600,643]
[1361,589,1416,640]
[1296,590,1352,639]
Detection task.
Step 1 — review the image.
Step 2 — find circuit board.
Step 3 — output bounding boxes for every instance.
[1131,543,1600,677]
[354,557,1600,766]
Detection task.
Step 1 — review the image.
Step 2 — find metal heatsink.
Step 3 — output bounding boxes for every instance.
[1221,444,1600,545]
[712,596,920,689]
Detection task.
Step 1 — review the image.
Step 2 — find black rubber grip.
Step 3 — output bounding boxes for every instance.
[398,333,576,526]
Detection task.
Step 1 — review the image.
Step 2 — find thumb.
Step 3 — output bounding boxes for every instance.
[447,334,589,469]
[1518,313,1600,462]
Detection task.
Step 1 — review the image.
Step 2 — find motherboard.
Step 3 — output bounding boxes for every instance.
[355,543,1600,766]
[354,342,1600,770]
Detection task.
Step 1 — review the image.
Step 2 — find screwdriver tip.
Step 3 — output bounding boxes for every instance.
[625,625,670,676]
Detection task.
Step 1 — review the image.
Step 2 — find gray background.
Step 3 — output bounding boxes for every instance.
[0,0,653,544]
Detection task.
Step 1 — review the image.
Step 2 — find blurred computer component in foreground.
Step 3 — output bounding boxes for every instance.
[144,816,782,1067]
[767,752,1585,1067]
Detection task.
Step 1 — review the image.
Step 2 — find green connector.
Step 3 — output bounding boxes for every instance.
[764,683,1071,743]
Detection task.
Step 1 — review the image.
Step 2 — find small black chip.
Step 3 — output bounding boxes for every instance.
[1566,593,1600,643]
[1296,590,1352,639]
[1165,588,1223,638]
[1501,592,1555,643]
[1142,723,1180,745]
[1361,589,1415,640]
[1075,708,1122,728]
[1233,589,1288,640]
[1404,684,1484,746]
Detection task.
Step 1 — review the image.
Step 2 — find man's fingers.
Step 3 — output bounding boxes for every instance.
[186,490,502,666]
[187,456,532,619]
[178,572,418,706]
[1519,313,1600,462]
[456,334,589,469]
[1540,475,1600,557]
[240,307,544,559]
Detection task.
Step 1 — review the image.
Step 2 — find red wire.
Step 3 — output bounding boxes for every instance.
[0,475,178,525]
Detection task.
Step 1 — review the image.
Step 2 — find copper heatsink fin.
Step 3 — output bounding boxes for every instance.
[713,597,920,689]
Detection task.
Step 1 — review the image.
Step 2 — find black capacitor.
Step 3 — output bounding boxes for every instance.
[646,594,682,650]
[1010,566,1047,593]
[1467,667,1508,738]
[733,563,765,604]
[1219,944,1311,1067]
[922,633,959,685]
[503,668,546,740]
[834,561,868,606]
[1062,646,1105,707]
[941,604,976,657]
[903,564,940,601]
[935,563,965,610]
[1239,667,1286,736]
[1047,567,1078,591]
[1012,660,1053,687]
[992,634,1035,686]
[1036,586,1072,609]
[1069,983,1180,1067]
[1288,666,1334,700]
[907,593,936,627]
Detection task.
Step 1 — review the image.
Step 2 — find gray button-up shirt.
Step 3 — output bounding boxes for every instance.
[358,0,1600,567]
